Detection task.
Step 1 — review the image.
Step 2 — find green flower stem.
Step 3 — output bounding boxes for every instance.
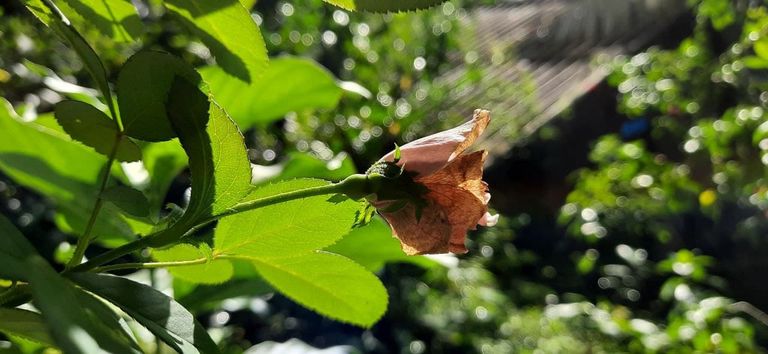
[69,174,372,273]
[66,134,122,269]
[0,284,30,308]
[92,257,209,273]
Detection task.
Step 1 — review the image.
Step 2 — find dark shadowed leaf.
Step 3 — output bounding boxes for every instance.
[54,100,141,162]
[102,185,150,217]
[0,99,151,245]
[0,216,141,353]
[0,308,54,347]
[117,51,204,142]
[70,273,220,354]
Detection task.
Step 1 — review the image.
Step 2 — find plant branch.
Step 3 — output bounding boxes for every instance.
[92,257,210,273]
[69,174,371,273]
[66,135,121,269]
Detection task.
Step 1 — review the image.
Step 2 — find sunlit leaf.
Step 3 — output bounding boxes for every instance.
[70,273,220,354]
[214,179,359,259]
[252,251,388,327]
[164,78,252,226]
[153,244,233,284]
[326,217,437,271]
[200,57,342,128]
[164,0,268,84]
[55,0,143,43]
[54,100,141,162]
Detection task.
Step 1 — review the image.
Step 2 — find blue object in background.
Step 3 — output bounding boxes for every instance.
[620,117,650,140]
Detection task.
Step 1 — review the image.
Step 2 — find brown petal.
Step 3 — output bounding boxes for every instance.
[380,109,491,177]
[419,151,488,254]
[378,151,490,255]
[378,202,452,255]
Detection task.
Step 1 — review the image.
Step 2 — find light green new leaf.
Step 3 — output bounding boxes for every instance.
[164,0,268,84]
[0,98,149,244]
[214,179,359,259]
[117,51,205,142]
[70,273,220,354]
[200,57,342,128]
[153,244,234,284]
[326,217,438,271]
[252,251,388,327]
[54,100,141,162]
[23,0,113,111]
[0,308,54,347]
[102,185,150,217]
[165,78,252,225]
[55,0,143,43]
[322,0,448,12]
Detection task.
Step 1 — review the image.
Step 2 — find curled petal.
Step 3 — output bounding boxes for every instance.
[478,212,499,227]
[381,109,491,177]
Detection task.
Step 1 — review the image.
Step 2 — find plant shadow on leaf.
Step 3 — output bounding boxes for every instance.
[0,153,137,244]
[58,0,142,42]
[165,0,252,83]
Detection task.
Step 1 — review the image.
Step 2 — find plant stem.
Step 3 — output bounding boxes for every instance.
[66,136,121,269]
[93,257,209,273]
[69,174,371,273]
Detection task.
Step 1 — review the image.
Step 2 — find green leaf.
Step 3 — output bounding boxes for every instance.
[0,216,141,353]
[200,57,342,128]
[322,0,447,12]
[164,78,252,227]
[55,0,143,43]
[117,51,205,142]
[0,98,149,245]
[252,152,357,185]
[176,277,272,312]
[164,0,268,84]
[755,40,768,60]
[54,100,141,162]
[252,252,388,327]
[326,217,437,271]
[214,179,359,259]
[0,309,54,347]
[153,244,234,284]
[102,185,150,217]
[70,273,220,354]
[0,215,36,280]
[23,0,113,112]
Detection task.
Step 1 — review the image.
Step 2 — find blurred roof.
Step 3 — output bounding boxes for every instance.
[444,0,688,157]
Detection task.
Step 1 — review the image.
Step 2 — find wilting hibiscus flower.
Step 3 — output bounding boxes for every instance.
[368,109,498,255]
